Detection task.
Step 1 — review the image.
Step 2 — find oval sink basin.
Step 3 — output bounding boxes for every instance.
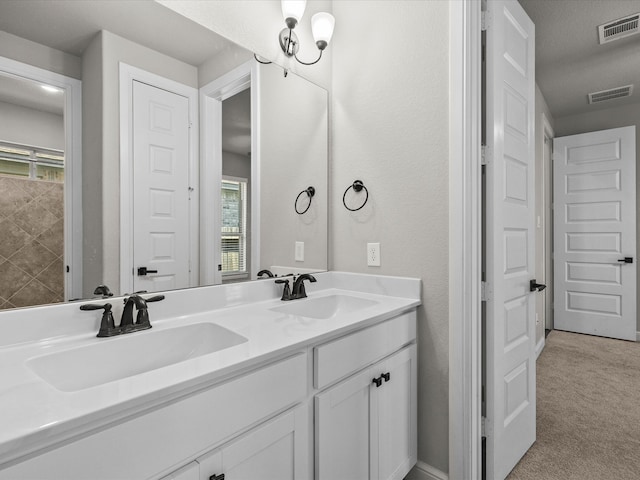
[26,323,248,392]
[271,294,378,320]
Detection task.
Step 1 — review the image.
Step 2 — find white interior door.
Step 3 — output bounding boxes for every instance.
[132,80,191,293]
[553,126,636,340]
[485,1,536,478]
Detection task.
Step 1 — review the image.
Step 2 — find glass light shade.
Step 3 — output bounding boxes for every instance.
[281,0,307,23]
[311,12,335,46]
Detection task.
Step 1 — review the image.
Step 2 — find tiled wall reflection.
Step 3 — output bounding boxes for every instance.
[0,175,64,309]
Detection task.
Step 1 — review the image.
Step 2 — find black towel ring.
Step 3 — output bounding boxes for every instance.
[343,180,369,212]
[295,186,315,214]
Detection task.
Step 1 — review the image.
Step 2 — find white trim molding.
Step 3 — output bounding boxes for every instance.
[448,1,483,480]
[406,461,449,480]
[536,336,546,358]
[199,60,258,285]
[0,56,82,301]
[636,331,640,342]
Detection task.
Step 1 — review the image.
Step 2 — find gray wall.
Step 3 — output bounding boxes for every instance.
[259,62,328,273]
[0,101,64,150]
[555,102,640,333]
[331,1,450,472]
[93,30,198,293]
[159,0,450,473]
[0,30,81,80]
[534,84,555,346]
[81,32,104,296]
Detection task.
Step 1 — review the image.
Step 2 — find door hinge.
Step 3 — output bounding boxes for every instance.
[481,145,491,165]
[481,10,490,31]
[481,281,491,301]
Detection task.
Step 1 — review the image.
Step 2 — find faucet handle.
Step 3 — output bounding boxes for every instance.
[80,303,116,337]
[145,295,165,303]
[275,279,292,301]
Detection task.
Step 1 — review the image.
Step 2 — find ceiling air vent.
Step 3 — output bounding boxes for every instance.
[598,13,640,44]
[588,85,634,104]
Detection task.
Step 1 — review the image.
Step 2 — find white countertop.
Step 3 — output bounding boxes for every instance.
[0,272,420,467]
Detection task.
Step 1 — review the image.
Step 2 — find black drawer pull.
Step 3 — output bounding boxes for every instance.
[372,376,383,387]
[382,372,391,382]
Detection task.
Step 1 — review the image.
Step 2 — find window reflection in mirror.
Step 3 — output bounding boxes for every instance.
[221,86,251,284]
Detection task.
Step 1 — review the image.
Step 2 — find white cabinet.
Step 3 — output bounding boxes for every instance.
[315,344,417,480]
[161,462,199,480]
[196,407,308,480]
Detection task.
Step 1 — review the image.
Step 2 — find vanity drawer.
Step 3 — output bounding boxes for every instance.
[0,353,307,480]
[313,310,416,390]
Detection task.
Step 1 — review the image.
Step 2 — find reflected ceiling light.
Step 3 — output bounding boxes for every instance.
[255,0,335,72]
[41,85,62,94]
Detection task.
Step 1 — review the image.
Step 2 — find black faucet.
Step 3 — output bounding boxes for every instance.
[277,273,318,301]
[121,293,165,332]
[80,293,165,337]
[291,274,316,299]
[93,284,113,297]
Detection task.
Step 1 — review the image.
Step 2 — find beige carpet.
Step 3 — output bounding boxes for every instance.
[507,330,640,480]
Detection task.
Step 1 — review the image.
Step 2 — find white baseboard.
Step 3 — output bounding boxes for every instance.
[637,331,640,342]
[405,461,449,480]
[535,336,545,358]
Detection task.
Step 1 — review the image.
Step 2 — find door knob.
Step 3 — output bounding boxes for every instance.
[617,257,633,264]
[137,267,158,276]
[530,279,546,292]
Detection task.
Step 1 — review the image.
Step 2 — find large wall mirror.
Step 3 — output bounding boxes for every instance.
[0,0,328,309]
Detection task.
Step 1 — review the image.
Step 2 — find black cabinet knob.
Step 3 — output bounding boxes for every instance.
[209,474,225,480]
[382,372,391,383]
[372,376,383,388]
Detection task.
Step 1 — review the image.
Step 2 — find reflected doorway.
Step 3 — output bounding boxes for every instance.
[0,73,65,309]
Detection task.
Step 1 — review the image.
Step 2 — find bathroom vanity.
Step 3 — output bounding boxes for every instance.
[0,272,419,480]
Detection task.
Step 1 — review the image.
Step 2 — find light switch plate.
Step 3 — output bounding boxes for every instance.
[295,241,304,262]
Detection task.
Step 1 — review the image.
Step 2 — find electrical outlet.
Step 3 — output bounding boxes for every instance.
[295,241,304,262]
[367,243,381,267]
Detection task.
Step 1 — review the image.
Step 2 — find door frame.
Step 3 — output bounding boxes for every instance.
[541,113,554,334]
[0,56,83,301]
[448,1,483,479]
[200,60,260,285]
[119,63,199,294]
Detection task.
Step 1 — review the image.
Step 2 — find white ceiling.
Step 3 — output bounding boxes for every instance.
[0,74,64,115]
[0,0,252,153]
[0,0,232,66]
[519,0,640,119]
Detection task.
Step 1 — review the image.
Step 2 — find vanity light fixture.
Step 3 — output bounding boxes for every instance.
[256,0,335,72]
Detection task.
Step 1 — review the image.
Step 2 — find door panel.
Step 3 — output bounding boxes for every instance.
[485,1,536,478]
[315,369,372,480]
[374,345,417,480]
[132,81,191,293]
[553,126,636,340]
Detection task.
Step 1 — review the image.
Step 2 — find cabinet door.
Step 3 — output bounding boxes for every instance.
[372,344,417,480]
[197,407,307,480]
[315,368,373,480]
[160,461,200,480]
